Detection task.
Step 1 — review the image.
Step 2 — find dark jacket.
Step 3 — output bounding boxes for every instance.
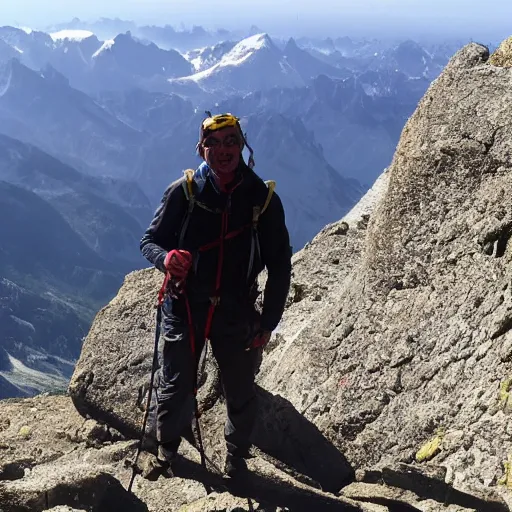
[140,162,292,331]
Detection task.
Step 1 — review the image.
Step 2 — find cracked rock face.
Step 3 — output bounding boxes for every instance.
[59,41,512,510]
[260,42,512,505]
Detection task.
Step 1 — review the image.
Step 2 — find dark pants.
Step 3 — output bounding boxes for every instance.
[156,296,260,457]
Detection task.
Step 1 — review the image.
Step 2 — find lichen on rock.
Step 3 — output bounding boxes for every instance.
[415,435,442,463]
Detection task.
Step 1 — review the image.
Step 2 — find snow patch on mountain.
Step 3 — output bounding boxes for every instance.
[185,40,236,72]
[9,315,36,333]
[0,63,12,97]
[185,46,209,70]
[92,39,115,58]
[223,33,272,65]
[189,53,204,71]
[50,30,95,42]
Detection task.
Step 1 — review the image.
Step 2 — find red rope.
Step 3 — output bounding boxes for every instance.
[166,209,228,398]
[157,272,171,306]
[154,203,237,477]
[198,223,250,252]
[204,210,228,341]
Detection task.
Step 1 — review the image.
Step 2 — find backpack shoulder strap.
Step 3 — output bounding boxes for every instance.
[182,169,196,204]
[261,180,276,215]
[179,169,197,247]
[248,180,276,281]
[252,180,276,226]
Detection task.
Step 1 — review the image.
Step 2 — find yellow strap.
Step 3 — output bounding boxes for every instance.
[183,169,195,200]
[261,180,276,215]
[252,206,261,225]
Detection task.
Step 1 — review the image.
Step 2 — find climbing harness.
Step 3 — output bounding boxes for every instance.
[180,168,275,282]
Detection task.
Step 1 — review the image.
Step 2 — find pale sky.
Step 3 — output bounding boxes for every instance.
[3,0,511,41]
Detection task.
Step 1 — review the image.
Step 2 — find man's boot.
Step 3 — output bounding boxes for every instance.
[153,439,180,478]
[225,452,249,478]
[181,424,197,448]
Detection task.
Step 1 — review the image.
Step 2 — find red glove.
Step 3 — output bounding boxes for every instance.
[164,250,192,279]
[163,250,192,298]
[247,330,272,351]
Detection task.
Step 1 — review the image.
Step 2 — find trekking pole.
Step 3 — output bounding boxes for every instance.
[127,273,170,493]
[127,304,162,492]
[183,293,212,491]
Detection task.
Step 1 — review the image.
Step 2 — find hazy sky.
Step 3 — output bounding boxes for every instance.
[4,0,511,40]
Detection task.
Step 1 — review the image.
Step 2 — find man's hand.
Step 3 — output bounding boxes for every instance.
[246,330,272,351]
[164,250,192,278]
[164,250,192,297]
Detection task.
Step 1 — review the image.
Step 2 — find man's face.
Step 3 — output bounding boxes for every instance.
[201,126,243,175]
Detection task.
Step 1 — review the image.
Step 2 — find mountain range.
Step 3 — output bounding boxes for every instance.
[0,19,464,396]
[0,133,152,397]
[0,179,115,397]
[219,70,428,184]
[0,133,150,266]
[0,43,367,235]
[0,57,146,177]
[0,25,455,186]
[46,17,264,51]
[0,25,460,97]
[168,34,354,100]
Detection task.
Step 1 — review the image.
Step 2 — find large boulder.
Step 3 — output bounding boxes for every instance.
[260,42,512,505]
[68,268,165,440]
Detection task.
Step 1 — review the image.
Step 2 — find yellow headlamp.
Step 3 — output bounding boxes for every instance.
[201,113,240,132]
[198,112,256,169]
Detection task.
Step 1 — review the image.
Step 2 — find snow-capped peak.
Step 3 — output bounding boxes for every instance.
[168,32,304,97]
[50,29,95,42]
[173,33,277,84]
[225,33,275,66]
[185,40,236,72]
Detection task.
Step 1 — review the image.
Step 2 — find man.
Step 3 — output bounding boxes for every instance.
[140,113,292,477]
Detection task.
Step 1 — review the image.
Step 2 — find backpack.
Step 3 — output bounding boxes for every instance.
[178,168,276,281]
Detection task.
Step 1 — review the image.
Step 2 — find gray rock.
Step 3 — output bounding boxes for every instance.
[69,268,166,441]
[0,468,148,512]
[259,40,512,507]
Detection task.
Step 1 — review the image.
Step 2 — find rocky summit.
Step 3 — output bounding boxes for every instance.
[2,40,512,511]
